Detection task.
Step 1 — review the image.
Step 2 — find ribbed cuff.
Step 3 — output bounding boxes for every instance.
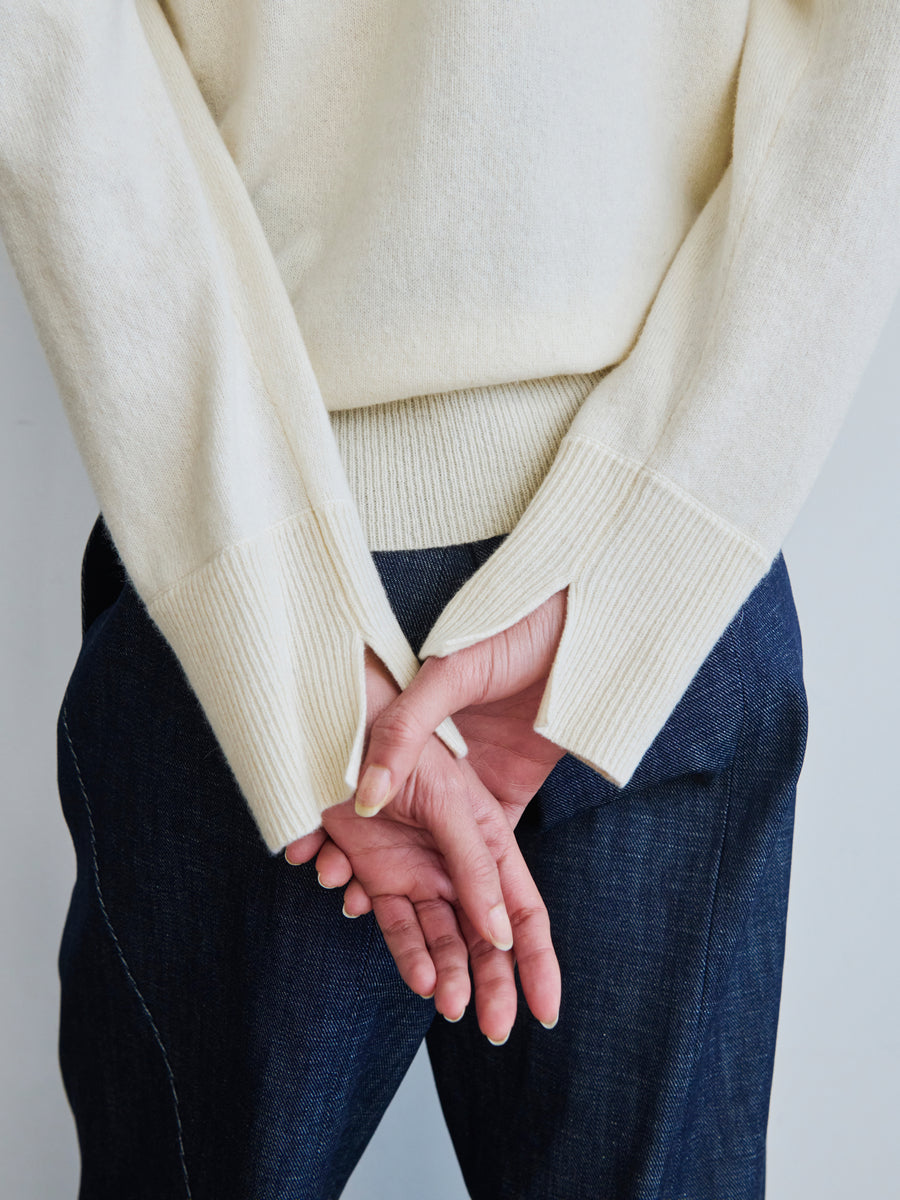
[146,503,467,852]
[418,434,771,788]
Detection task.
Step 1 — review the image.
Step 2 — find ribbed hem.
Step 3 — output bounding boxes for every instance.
[329,370,611,551]
[419,434,772,788]
[146,505,467,852]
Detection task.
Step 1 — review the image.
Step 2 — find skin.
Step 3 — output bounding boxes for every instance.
[286,587,569,1044]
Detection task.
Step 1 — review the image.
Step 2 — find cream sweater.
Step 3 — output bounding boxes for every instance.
[1,2,898,852]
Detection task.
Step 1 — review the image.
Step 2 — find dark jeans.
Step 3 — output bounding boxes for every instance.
[56,513,808,1199]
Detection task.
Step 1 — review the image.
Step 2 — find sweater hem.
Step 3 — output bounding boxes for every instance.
[329,369,612,551]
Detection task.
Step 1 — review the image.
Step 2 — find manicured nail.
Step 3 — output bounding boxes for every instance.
[341,904,359,919]
[540,1014,559,1030]
[486,904,513,952]
[420,990,435,1000]
[487,1030,510,1046]
[284,848,299,866]
[444,1010,465,1023]
[355,765,392,816]
[317,873,338,890]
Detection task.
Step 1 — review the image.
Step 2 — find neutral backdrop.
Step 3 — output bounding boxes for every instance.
[1,228,897,1197]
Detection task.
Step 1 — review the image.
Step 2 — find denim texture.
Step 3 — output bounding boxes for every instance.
[56,514,807,1199]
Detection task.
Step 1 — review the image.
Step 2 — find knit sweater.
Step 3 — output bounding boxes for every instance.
[1,2,898,852]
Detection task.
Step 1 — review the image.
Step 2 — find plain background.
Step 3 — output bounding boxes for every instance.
[1,220,897,1195]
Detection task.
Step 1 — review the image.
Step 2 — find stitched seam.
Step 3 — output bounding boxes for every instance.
[637,0,827,474]
[308,912,378,1192]
[137,0,327,525]
[662,773,795,1193]
[144,500,353,609]
[696,609,747,1024]
[60,702,192,1199]
[658,606,747,1195]
[563,433,772,564]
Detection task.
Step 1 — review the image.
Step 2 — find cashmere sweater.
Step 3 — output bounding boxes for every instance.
[1,1,898,853]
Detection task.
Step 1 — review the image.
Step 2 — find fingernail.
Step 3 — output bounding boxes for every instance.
[540,1014,559,1030]
[284,849,299,866]
[487,1030,510,1046]
[487,904,513,952]
[420,990,435,1000]
[444,1010,465,1023]
[341,904,359,919]
[355,765,392,817]
[317,873,338,890]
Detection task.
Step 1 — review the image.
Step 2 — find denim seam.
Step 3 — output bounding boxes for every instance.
[658,607,748,1196]
[60,701,192,1199]
[659,800,795,1196]
[696,609,747,1019]
[308,911,378,1194]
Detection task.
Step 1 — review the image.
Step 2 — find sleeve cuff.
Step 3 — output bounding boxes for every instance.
[145,502,468,852]
[418,433,771,788]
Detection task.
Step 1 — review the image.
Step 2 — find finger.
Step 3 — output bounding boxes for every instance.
[315,840,354,890]
[483,810,561,1031]
[342,877,373,918]
[417,773,515,955]
[372,894,437,1001]
[457,907,518,1045]
[501,878,560,1031]
[355,656,477,817]
[284,829,327,865]
[414,897,472,1022]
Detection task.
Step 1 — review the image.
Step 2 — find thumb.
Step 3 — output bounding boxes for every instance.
[355,653,479,817]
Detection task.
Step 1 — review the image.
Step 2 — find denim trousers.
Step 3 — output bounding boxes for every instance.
[56,512,808,1200]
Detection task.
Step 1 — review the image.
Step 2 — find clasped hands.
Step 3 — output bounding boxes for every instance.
[285,588,568,1046]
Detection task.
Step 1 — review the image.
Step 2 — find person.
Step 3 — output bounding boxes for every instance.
[1,2,897,1197]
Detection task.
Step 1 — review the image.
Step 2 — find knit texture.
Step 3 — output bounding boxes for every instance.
[1,1,898,850]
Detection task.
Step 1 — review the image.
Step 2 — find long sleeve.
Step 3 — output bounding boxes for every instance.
[0,0,466,852]
[419,0,900,786]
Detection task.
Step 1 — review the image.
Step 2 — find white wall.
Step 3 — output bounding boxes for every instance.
[1,231,897,1196]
